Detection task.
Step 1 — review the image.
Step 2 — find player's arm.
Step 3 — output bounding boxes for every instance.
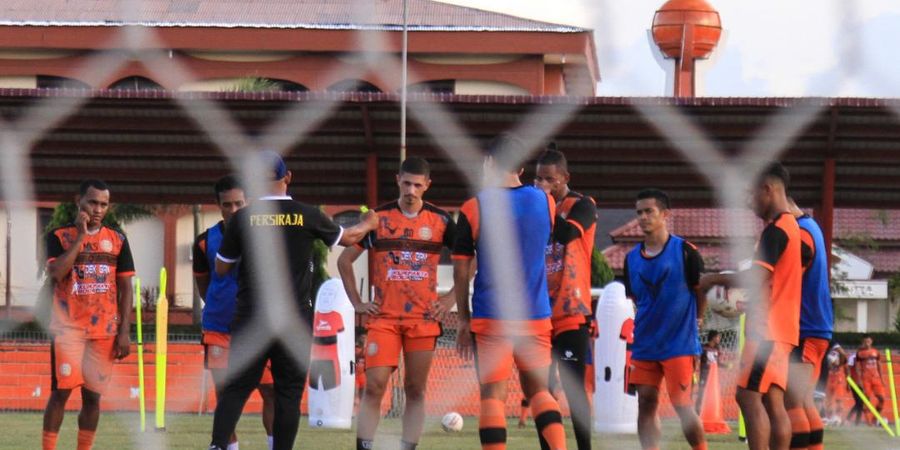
[192,235,210,301]
[114,236,136,359]
[215,212,243,277]
[337,211,379,247]
[452,203,477,359]
[432,214,460,321]
[684,241,707,327]
[337,243,379,315]
[45,212,89,282]
[552,197,596,245]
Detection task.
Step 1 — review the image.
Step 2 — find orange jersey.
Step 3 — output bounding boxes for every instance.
[46,225,135,338]
[750,212,802,345]
[359,201,455,321]
[545,191,596,334]
[855,348,881,378]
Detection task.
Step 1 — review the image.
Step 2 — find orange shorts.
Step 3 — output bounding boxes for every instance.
[203,331,273,384]
[738,340,793,393]
[863,375,887,398]
[51,331,115,394]
[629,356,696,406]
[790,337,830,382]
[474,332,552,384]
[364,319,441,369]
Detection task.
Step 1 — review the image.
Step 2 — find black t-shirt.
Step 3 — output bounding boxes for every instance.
[217,197,342,326]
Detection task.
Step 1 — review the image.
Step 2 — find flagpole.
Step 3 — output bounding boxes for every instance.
[400,0,409,162]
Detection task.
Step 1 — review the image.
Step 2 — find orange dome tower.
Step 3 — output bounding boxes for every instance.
[652,0,722,97]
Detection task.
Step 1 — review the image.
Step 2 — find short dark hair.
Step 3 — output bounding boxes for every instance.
[79,179,109,196]
[757,162,790,189]
[485,133,527,173]
[399,156,430,178]
[536,147,568,173]
[636,188,670,210]
[214,175,243,203]
[707,330,720,340]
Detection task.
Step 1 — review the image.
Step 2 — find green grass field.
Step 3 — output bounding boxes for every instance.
[3,412,897,449]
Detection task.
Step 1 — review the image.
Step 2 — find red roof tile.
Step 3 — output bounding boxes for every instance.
[0,0,585,32]
[603,242,747,272]
[609,208,760,241]
[834,209,900,241]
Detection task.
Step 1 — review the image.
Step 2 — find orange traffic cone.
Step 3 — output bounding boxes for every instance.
[700,362,732,434]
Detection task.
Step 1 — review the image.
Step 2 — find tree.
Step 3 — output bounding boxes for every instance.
[591,247,615,287]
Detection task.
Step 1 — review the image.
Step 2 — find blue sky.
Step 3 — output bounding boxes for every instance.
[444,0,900,97]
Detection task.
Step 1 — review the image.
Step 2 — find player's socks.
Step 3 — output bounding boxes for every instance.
[479,398,507,450]
[529,391,566,450]
[76,429,95,450]
[356,438,374,450]
[267,435,273,450]
[691,442,708,450]
[226,442,239,450]
[806,406,824,450]
[400,440,418,450]
[518,399,529,426]
[41,431,58,450]
[788,407,810,450]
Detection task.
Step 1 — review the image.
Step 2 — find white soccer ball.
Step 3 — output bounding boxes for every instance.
[707,285,745,318]
[441,412,464,432]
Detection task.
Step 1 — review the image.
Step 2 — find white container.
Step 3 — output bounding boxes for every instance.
[593,282,638,434]
[308,278,356,429]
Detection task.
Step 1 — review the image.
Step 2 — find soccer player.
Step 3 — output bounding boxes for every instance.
[623,188,707,450]
[784,199,831,450]
[695,330,722,413]
[209,151,378,450]
[42,179,135,450]
[534,147,597,450]
[855,335,886,423]
[336,157,457,450]
[453,134,567,450]
[699,162,803,450]
[824,344,849,424]
[193,175,275,450]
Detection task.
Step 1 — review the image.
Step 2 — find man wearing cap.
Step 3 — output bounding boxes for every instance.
[209,151,379,450]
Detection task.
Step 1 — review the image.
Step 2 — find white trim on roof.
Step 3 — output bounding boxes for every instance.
[0,20,586,33]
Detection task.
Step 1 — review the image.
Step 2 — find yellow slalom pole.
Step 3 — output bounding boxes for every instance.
[847,376,896,437]
[155,268,169,431]
[887,349,899,437]
[737,313,747,441]
[134,277,146,432]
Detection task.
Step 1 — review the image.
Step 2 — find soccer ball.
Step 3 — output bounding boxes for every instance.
[707,285,745,318]
[441,412,464,432]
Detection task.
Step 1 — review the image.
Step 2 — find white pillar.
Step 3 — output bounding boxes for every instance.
[856,299,868,332]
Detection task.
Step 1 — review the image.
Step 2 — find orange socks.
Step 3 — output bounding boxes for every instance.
[788,407,810,450]
[479,398,507,450]
[529,391,566,450]
[77,429,96,450]
[41,431,58,450]
[806,406,824,450]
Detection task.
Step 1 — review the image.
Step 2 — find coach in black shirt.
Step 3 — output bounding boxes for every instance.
[209,151,377,450]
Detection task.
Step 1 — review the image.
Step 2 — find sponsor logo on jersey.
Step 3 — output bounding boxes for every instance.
[100,239,113,252]
[386,268,429,281]
[418,226,433,240]
[316,320,332,331]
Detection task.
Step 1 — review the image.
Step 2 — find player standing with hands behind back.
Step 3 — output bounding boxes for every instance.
[42,179,135,450]
[624,188,707,450]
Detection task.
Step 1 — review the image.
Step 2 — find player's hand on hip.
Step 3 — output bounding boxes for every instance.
[354,301,380,316]
[431,293,455,321]
[114,332,130,360]
[456,320,473,360]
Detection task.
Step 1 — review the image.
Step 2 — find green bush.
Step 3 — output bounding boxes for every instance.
[591,247,615,287]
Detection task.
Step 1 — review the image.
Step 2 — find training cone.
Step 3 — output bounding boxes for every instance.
[700,362,731,434]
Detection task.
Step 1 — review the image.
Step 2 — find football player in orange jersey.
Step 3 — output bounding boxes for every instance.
[338,157,458,450]
[534,147,597,450]
[42,180,135,450]
[855,335,886,423]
